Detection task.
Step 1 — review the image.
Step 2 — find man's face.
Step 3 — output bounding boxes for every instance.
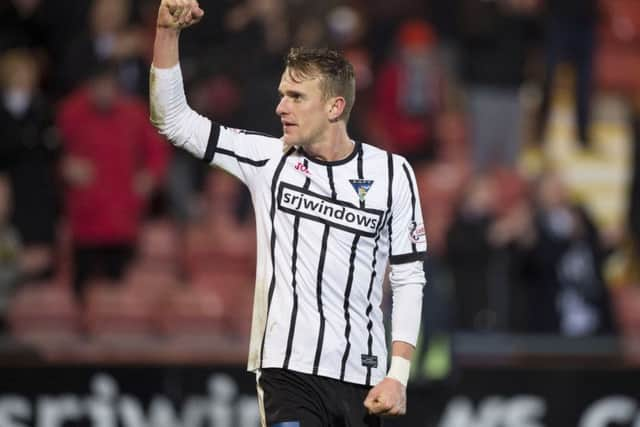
[276,68,331,147]
[89,73,118,111]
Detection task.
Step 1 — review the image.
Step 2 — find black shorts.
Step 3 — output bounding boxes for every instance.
[257,368,383,427]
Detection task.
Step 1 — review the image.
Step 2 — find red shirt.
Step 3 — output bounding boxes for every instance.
[58,88,168,244]
[372,60,443,158]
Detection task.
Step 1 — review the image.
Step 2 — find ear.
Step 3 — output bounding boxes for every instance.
[327,96,346,122]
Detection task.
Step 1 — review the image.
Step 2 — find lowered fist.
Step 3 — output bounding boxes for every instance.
[363,377,407,417]
[157,0,204,29]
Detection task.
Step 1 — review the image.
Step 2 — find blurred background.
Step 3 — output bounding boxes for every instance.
[0,0,639,425]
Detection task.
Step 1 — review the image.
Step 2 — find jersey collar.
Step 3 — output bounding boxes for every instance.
[298,141,360,167]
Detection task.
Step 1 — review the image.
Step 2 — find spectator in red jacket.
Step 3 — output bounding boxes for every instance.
[371,19,446,164]
[57,62,168,302]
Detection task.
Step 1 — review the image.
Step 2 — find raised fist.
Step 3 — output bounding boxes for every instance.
[157,0,204,29]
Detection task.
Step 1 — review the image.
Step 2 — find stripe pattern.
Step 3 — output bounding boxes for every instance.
[312,165,335,374]
[203,135,429,386]
[260,147,295,367]
[340,234,359,381]
[403,163,417,253]
[283,160,310,369]
[204,124,269,166]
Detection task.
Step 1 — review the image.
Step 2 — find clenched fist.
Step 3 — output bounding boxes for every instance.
[157,0,204,29]
[363,377,407,417]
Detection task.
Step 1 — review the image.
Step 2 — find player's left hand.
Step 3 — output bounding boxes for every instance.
[363,377,406,416]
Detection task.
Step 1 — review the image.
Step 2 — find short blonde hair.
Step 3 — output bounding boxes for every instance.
[285,47,356,123]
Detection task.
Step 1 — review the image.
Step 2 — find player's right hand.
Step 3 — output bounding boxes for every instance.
[157,0,204,30]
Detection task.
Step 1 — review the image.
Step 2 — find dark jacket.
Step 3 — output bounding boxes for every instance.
[0,93,58,244]
[521,205,615,335]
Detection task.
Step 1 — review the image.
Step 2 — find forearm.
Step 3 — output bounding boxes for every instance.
[384,261,424,387]
[389,261,425,346]
[152,27,181,69]
[390,340,414,360]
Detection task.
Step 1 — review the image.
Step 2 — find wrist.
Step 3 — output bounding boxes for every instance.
[155,26,181,36]
[386,356,411,387]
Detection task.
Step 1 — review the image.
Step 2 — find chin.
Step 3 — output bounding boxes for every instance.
[283,136,302,147]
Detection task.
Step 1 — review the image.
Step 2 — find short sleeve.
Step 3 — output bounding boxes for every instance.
[389,157,427,264]
[204,124,283,186]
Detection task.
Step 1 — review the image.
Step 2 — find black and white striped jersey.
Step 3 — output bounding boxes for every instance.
[205,125,426,386]
[149,63,427,386]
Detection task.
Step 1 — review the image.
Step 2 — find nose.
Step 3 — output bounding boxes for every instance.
[276,97,287,117]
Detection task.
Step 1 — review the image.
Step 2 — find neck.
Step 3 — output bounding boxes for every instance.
[302,124,353,162]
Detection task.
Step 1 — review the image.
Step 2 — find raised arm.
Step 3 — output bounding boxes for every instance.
[149,0,274,186]
[152,0,204,68]
[149,0,210,164]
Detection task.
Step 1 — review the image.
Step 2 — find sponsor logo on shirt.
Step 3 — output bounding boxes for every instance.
[277,183,384,237]
[349,179,374,202]
[294,161,311,175]
[409,221,426,244]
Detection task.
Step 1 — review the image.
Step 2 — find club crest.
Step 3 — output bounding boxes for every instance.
[349,179,374,202]
[409,221,426,244]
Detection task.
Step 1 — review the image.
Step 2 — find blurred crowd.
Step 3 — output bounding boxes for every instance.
[0,0,639,365]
